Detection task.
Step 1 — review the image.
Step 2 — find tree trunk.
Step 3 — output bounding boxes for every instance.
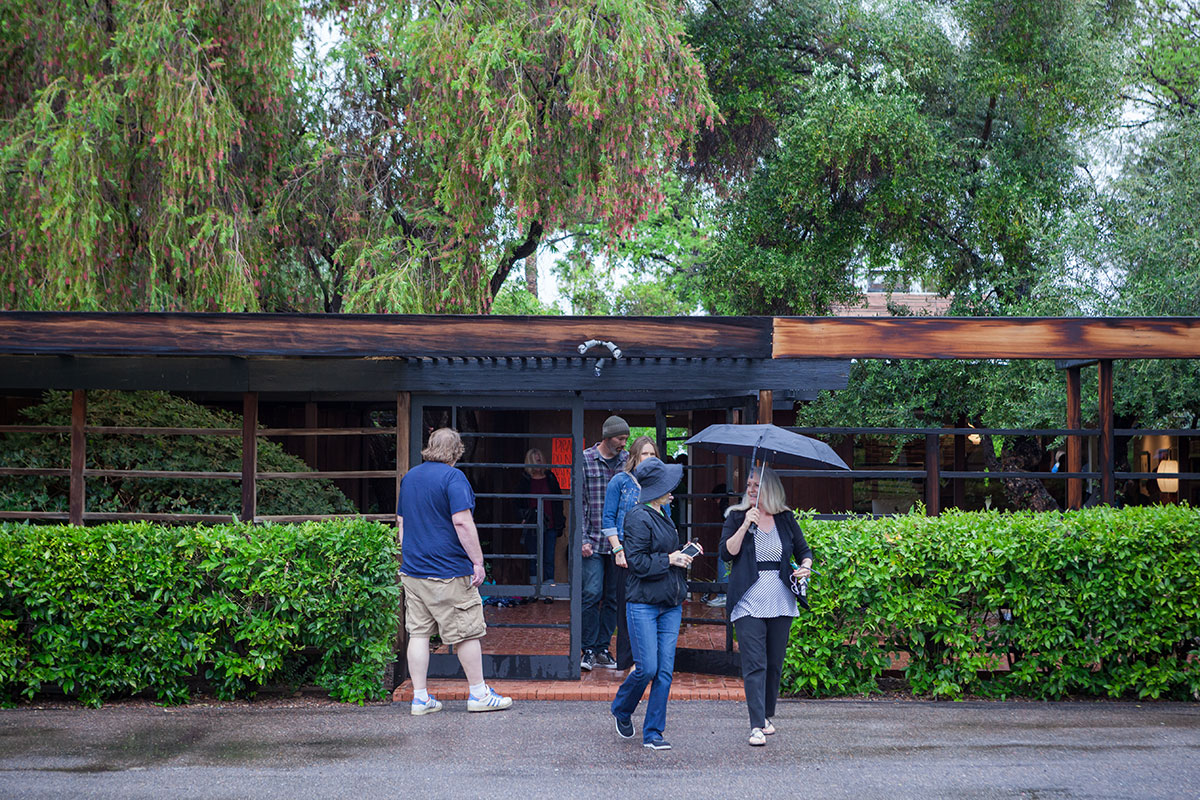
[524,254,538,298]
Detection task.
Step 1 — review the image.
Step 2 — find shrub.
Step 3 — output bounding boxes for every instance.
[0,390,355,516]
[784,505,1200,700]
[0,520,400,706]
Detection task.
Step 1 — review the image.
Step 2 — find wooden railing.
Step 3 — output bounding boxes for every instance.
[0,390,411,525]
[2,393,1196,524]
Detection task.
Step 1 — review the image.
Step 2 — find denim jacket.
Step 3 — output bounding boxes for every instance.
[601,471,641,543]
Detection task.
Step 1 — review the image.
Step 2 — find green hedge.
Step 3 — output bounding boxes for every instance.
[785,505,1200,700]
[0,520,399,706]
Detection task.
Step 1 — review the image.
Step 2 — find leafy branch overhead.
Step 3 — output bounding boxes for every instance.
[0,0,715,314]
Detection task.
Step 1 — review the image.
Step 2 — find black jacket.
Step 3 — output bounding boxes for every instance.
[515,470,564,530]
[623,504,688,607]
[719,508,813,612]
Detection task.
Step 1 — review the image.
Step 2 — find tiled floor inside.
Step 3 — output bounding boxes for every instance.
[392,594,746,702]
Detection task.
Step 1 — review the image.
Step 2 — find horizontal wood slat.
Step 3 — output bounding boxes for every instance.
[773,317,1200,359]
[0,467,70,477]
[84,469,240,480]
[256,470,395,479]
[0,312,772,359]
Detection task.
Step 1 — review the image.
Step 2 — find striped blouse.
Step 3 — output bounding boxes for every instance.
[729,523,799,622]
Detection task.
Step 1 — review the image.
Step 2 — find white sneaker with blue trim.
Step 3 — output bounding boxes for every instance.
[410,694,443,716]
[467,687,514,712]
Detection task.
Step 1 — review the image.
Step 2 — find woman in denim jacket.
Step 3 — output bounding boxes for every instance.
[601,435,659,670]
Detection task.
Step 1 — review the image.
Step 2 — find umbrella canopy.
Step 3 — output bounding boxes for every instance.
[685,424,850,471]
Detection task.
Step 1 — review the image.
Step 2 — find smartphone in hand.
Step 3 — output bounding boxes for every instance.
[680,540,702,558]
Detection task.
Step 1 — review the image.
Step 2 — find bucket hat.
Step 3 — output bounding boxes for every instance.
[634,457,683,504]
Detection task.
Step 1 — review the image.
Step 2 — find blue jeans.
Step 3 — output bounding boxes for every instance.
[611,602,681,743]
[581,553,618,653]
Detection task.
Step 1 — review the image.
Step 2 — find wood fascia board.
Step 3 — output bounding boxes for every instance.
[0,312,771,359]
[0,355,848,395]
[773,317,1200,359]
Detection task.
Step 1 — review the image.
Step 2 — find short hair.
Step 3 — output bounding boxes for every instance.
[725,465,789,516]
[524,447,546,476]
[623,435,658,474]
[422,428,465,464]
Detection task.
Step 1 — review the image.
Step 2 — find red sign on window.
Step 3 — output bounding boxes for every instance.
[551,437,572,490]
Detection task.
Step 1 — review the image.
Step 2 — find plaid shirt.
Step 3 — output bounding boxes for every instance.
[581,442,627,552]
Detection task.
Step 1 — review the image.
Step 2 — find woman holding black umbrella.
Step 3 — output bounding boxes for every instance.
[719,465,812,746]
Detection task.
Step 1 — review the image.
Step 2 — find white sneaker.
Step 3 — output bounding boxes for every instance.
[410,694,443,716]
[467,687,513,712]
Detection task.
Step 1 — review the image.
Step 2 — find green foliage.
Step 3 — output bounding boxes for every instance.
[0,520,400,706]
[549,172,714,314]
[784,505,1200,700]
[282,0,718,314]
[0,0,301,311]
[686,0,1130,315]
[0,391,355,516]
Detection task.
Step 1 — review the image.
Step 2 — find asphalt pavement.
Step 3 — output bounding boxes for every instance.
[1,698,1197,799]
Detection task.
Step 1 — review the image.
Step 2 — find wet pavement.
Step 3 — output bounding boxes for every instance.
[1,699,1197,799]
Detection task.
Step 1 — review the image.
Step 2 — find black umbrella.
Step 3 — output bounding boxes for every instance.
[685,424,850,472]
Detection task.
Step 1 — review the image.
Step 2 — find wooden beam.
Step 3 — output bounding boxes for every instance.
[0,312,772,359]
[952,416,966,510]
[241,392,258,523]
[773,317,1200,359]
[1099,360,1115,505]
[924,433,940,516]
[69,390,86,526]
[396,392,410,520]
[0,355,850,396]
[1066,366,1083,510]
[758,390,773,426]
[304,402,318,467]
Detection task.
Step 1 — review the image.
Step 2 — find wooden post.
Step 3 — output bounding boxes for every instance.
[952,416,966,510]
[241,392,258,523]
[1098,360,1115,505]
[758,390,773,427]
[304,401,318,467]
[396,392,410,510]
[1066,366,1083,510]
[924,433,940,516]
[393,391,411,688]
[69,390,86,526]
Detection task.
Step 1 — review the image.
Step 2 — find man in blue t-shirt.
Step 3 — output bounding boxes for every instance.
[398,428,513,715]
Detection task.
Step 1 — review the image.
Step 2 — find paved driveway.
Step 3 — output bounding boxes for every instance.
[1,699,1197,799]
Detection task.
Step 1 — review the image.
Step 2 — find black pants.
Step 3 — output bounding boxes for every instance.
[734,615,793,729]
[615,565,633,669]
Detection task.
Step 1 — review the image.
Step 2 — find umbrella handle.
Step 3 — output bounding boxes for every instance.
[749,447,762,511]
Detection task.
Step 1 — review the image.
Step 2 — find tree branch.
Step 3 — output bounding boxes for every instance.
[489,220,544,299]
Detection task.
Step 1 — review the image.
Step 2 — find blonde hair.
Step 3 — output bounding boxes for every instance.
[725,465,789,516]
[524,447,547,476]
[623,435,658,474]
[422,428,465,464]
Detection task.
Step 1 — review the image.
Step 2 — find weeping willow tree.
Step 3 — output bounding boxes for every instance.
[2,0,715,314]
[278,0,717,313]
[0,1,302,311]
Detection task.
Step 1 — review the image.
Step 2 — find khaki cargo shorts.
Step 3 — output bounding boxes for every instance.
[401,574,487,645]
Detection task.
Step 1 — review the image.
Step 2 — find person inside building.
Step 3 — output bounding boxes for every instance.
[516,447,566,598]
[719,466,812,746]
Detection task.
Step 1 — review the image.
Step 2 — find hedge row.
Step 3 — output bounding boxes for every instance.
[0,521,399,706]
[785,505,1200,700]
